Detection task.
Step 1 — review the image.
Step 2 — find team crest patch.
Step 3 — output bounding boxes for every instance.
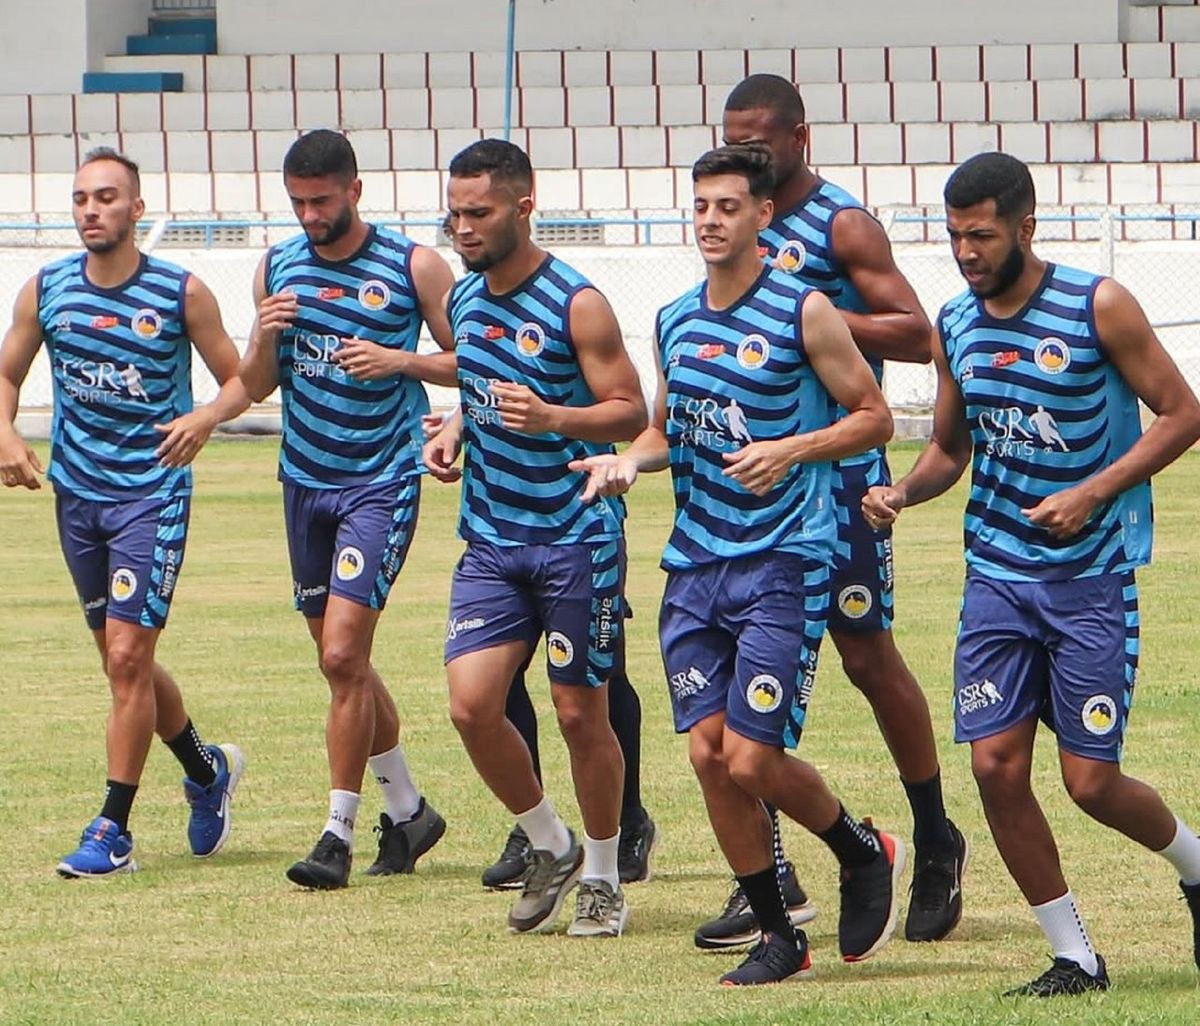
[357,280,390,310]
[1081,694,1118,736]
[546,631,574,668]
[111,568,138,602]
[774,239,807,273]
[1034,337,1071,375]
[515,322,546,358]
[335,546,365,581]
[131,309,162,340]
[746,674,783,714]
[838,584,872,620]
[736,334,770,370]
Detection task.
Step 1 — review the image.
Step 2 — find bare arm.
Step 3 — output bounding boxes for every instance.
[238,254,286,403]
[831,208,932,364]
[335,245,459,386]
[1019,278,1200,539]
[490,286,648,443]
[0,276,46,488]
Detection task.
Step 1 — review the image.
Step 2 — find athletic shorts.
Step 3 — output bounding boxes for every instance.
[828,458,895,634]
[954,571,1139,762]
[56,491,190,631]
[444,539,624,688]
[659,551,830,749]
[283,477,420,618]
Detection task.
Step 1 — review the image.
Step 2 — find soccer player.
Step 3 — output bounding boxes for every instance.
[238,130,452,888]
[423,138,647,936]
[572,144,902,984]
[718,73,966,948]
[0,148,248,877]
[863,151,1200,995]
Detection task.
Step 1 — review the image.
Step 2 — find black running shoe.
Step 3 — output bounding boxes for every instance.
[286,831,351,890]
[905,819,969,942]
[1181,881,1200,970]
[719,930,813,986]
[482,824,533,890]
[1004,955,1110,997]
[618,811,659,884]
[364,798,446,876]
[838,825,906,962]
[694,862,817,950]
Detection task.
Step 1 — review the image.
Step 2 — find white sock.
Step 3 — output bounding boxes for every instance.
[515,795,572,858]
[324,789,361,849]
[367,743,422,824]
[582,831,620,889]
[1158,816,1200,886]
[1031,890,1099,976]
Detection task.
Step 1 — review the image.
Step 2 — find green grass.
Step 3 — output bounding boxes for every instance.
[2,440,1199,1025]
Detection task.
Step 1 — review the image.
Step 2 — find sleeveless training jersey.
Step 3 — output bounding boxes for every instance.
[656,266,836,571]
[451,254,624,547]
[38,252,193,502]
[267,225,430,489]
[939,263,1151,582]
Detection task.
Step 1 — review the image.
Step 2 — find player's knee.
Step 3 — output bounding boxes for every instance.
[724,743,770,795]
[971,746,1028,801]
[104,644,151,693]
[688,731,727,784]
[1061,764,1116,817]
[554,701,600,748]
[318,644,369,688]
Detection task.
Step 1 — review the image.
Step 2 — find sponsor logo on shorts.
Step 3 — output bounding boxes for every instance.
[515,322,546,358]
[958,678,1004,716]
[838,584,873,620]
[110,568,138,602]
[736,333,770,370]
[358,280,391,310]
[594,595,617,654]
[1082,694,1118,736]
[746,674,783,714]
[446,615,485,642]
[294,582,329,602]
[159,549,180,599]
[83,596,106,612]
[773,239,807,274]
[669,666,712,700]
[546,631,574,668]
[131,309,163,340]
[335,546,365,582]
[1034,337,1071,375]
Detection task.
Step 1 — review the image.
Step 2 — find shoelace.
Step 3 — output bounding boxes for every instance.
[1020,957,1094,994]
[312,834,344,861]
[909,854,955,912]
[719,880,750,918]
[577,883,614,921]
[500,829,530,862]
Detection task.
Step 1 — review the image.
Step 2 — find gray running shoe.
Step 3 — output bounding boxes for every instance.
[364,798,446,876]
[567,879,630,937]
[507,831,583,934]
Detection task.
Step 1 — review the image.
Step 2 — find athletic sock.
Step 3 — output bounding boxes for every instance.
[323,789,360,848]
[515,795,572,858]
[165,719,216,787]
[1031,890,1099,976]
[1157,815,1200,886]
[817,804,882,868]
[99,780,138,835]
[737,865,797,944]
[582,831,620,889]
[902,770,955,851]
[367,743,422,824]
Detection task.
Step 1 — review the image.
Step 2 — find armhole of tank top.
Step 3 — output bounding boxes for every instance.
[177,269,190,343]
[263,245,278,296]
[1085,274,1105,353]
[561,282,591,356]
[823,203,857,277]
[34,266,47,331]
[793,287,809,363]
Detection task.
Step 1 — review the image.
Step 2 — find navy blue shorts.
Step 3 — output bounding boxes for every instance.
[283,477,420,618]
[444,539,624,688]
[56,492,190,631]
[659,552,830,749]
[829,459,894,634]
[954,572,1139,762]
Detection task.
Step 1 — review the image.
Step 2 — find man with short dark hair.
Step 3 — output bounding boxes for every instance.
[573,143,902,984]
[0,147,249,877]
[864,150,1200,996]
[239,129,454,888]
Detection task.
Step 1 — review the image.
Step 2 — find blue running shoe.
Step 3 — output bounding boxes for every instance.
[184,743,245,858]
[57,816,136,878]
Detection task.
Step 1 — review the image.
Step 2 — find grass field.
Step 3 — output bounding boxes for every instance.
[3,439,1200,1026]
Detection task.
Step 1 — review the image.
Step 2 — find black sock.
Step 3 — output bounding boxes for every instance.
[506,669,542,784]
[817,804,881,869]
[902,770,954,851]
[100,780,138,834]
[608,669,645,824]
[765,804,788,882]
[737,865,796,944]
[165,719,216,786]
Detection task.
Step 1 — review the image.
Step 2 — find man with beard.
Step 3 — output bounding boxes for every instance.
[424,139,647,937]
[238,130,454,888]
[715,73,965,951]
[863,151,1200,995]
[0,147,249,876]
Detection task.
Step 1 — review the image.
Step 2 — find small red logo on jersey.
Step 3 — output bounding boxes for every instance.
[317,287,345,300]
[756,245,769,259]
[91,315,119,329]
[484,325,504,340]
[698,343,724,360]
[991,351,1020,368]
